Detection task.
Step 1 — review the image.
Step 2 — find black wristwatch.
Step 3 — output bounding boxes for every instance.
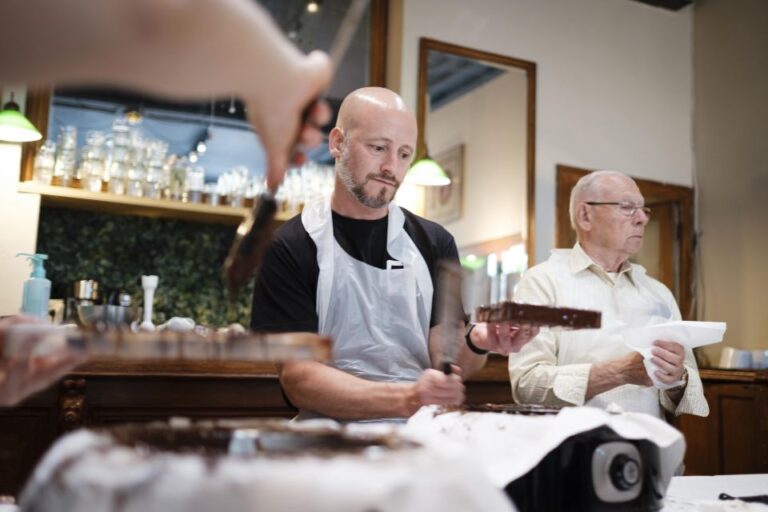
[465,323,489,355]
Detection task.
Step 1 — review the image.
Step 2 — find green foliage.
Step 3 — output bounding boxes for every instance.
[37,208,253,327]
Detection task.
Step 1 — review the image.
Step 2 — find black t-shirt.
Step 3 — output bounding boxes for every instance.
[250,208,460,333]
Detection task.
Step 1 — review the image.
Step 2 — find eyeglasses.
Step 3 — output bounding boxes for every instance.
[585,201,652,218]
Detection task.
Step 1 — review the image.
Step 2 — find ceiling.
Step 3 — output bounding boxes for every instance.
[259,0,370,101]
[427,52,506,112]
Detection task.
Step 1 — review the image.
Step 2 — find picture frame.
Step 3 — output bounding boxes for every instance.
[424,144,464,223]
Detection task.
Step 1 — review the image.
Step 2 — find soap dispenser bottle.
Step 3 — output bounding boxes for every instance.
[17,253,51,319]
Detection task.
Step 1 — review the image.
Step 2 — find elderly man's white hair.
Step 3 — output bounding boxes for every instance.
[569,170,631,230]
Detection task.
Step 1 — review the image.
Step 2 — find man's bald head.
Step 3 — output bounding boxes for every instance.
[336,87,413,133]
[329,87,417,215]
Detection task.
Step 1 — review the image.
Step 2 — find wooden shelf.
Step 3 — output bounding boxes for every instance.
[75,358,281,378]
[17,182,294,225]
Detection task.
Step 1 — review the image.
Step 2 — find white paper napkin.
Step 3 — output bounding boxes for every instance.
[157,317,196,332]
[405,405,685,493]
[623,321,726,390]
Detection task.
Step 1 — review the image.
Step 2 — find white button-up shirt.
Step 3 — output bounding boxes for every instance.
[509,243,708,418]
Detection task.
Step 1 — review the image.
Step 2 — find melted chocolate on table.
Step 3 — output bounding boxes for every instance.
[103,420,419,460]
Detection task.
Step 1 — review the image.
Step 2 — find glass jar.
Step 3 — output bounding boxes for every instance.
[53,125,77,186]
[78,131,106,192]
[228,166,249,208]
[204,182,220,206]
[166,156,188,201]
[143,139,168,199]
[184,166,205,203]
[126,164,145,197]
[126,134,145,197]
[285,166,303,214]
[33,140,56,185]
[106,118,131,194]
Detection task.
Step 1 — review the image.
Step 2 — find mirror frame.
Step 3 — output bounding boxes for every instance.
[19,0,390,183]
[416,38,536,268]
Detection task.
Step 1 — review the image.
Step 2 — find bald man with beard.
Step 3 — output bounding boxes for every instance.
[251,87,537,422]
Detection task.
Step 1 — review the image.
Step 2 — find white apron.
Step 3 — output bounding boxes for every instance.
[547,251,674,417]
[299,197,433,417]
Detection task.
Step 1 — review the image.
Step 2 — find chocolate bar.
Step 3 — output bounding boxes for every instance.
[475,301,601,329]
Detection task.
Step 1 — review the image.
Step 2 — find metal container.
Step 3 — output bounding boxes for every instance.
[73,280,100,303]
[76,304,135,327]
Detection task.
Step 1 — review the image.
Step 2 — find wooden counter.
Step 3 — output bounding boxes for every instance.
[0,355,512,496]
[6,357,765,494]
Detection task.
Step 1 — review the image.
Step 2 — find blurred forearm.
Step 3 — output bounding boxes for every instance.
[1,0,304,99]
[278,361,416,420]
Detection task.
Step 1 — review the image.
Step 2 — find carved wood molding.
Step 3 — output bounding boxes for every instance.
[59,378,86,431]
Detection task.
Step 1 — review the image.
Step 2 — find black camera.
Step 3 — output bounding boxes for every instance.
[505,426,665,512]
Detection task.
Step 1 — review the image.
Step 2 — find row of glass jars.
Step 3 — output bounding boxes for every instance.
[32,121,336,209]
[33,121,192,200]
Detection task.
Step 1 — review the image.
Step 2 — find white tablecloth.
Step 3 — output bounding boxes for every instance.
[663,474,768,511]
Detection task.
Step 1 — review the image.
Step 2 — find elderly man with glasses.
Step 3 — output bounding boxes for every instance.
[508,170,708,419]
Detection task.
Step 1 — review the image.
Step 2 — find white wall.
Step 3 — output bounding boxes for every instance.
[394,0,693,262]
[0,144,41,315]
[0,87,42,315]
[694,0,768,360]
[428,70,527,248]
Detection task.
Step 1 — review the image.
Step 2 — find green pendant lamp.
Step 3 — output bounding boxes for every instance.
[404,151,451,186]
[0,92,42,143]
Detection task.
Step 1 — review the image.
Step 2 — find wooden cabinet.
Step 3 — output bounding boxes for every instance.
[7,361,765,495]
[0,360,293,496]
[676,369,768,475]
[0,356,512,497]
[0,387,60,497]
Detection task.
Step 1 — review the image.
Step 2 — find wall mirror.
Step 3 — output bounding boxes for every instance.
[413,38,536,311]
[20,0,388,198]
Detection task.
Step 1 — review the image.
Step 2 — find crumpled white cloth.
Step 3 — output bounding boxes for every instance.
[405,405,685,493]
[623,321,726,390]
[157,317,196,332]
[20,425,515,512]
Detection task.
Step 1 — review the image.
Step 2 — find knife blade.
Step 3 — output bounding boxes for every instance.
[223,0,371,295]
[436,260,465,375]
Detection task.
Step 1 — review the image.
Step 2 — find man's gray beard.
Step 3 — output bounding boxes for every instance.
[337,155,397,209]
